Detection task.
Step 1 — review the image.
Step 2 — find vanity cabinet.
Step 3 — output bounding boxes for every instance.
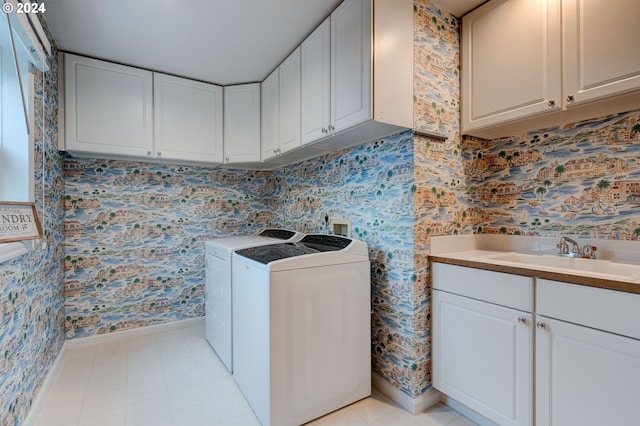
[433,263,640,426]
[432,263,534,426]
[462,0,640,138]
[535,279,640,426]
[63,53,154,159]
[223,83,261,163]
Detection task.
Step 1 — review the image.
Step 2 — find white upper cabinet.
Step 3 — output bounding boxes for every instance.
[261,47,301,161]
[299,0,412,149]
[462,0,640,138]
[278,47,302,154]
[154,73,223,164]
[562,0,640,107]
[261,67,280,161]
[224,84,261,164]
[301,18,331,145]
[63,53,223,166]
[331,0,372,133]
[461,0,562,134]
[64,53,154,158]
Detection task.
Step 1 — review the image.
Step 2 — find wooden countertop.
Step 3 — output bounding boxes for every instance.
[429,252,640,294]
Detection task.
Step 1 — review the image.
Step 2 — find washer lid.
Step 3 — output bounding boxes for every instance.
[234,235,352,265]
[257,229,298,239]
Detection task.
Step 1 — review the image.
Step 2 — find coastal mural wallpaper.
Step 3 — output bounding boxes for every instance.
[0,53,65,425]
[63,164,280,338]
[4,3,640,425]
[467,111,640,239]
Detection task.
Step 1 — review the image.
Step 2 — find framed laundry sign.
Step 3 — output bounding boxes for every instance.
[0,202,43,243]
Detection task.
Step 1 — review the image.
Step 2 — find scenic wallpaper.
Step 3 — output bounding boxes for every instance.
[1,1,640,425]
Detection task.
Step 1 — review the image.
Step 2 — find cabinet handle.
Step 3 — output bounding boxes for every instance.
[321,128,328,134]
[157,152,161,157]
[547,100,555,107]
[566,94,575,102]
[225,157,230,162]
[536,321,546,329]
[147,150,152,156]
[328,125,335,131]
[517,317,527,324]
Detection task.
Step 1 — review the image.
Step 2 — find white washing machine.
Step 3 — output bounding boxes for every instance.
[205,229,304,372]
[231,234,371,426]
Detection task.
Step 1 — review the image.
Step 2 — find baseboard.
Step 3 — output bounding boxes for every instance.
[440,394,499,426]
[371,372,441,415]
[23,340,68,426]
[64,317,205,348]
[23,317,205,425]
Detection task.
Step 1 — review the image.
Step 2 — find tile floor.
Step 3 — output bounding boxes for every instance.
[33,322,477,426]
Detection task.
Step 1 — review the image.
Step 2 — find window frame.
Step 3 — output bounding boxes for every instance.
[0,8,49,263]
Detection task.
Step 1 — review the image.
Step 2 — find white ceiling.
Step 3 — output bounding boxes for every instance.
[45,0,485,86]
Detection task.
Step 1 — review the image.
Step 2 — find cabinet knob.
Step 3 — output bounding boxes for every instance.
[566,94,575,102]
[157,152,161,157]
[147,150,152,156]
[536,321,546,329]
[517,317,527,324]
[321,128,328,134]
[225,157,230,162]
[547,100,556,107]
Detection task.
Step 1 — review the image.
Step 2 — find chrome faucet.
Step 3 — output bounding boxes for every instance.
[557,237,597,258]
[557,237,580,257]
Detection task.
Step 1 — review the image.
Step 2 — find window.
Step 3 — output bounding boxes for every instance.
[0,6,50,262]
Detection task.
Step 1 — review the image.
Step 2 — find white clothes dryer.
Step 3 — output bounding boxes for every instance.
[204,229,304,372]
[232,234,371,426]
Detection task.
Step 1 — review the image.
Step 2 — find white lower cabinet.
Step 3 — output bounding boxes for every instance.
[535,316,640,426]
[433,264,640,426]
[535,278,640,426]
[432,264,533,426]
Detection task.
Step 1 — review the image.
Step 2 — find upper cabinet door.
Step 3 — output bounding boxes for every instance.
[562,0,640,107]
[301,18,331,145]
[461,0,561,132]
[261,68,280,161]
[64,53,153,158]
[331,0,372,133]
[224,84,261,163]
[154,73,223,164]
[278,47,302,154]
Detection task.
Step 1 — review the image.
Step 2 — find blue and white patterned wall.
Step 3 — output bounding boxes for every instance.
[0,54,65,425]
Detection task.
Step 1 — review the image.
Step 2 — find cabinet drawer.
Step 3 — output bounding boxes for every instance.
[537,279,640,340]
[432,263,533,312]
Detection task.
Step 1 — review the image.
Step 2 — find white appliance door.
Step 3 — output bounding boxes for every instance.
[205,251,232,371]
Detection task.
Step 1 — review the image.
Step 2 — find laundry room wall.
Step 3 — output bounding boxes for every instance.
[0,50,66,425]
[62,162,282,338]
[466,109,640,239]
[270,131,421,393]
[58,0,467,403]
